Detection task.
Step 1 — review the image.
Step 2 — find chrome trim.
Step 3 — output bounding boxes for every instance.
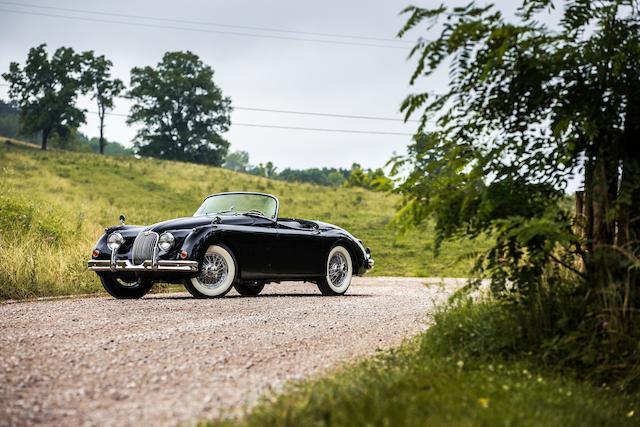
[88,259,198,272]
[367,257,375,269]
[132,231,159,265]
[110,245,118,272]
[152,237,159,271]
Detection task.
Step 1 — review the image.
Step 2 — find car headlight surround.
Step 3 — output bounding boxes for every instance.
[107,232,125,251]
[158,232,175,251]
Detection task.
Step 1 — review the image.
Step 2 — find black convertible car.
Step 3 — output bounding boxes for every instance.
[88,192,374,298]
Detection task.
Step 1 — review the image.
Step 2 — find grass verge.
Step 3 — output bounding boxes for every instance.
[203,301,639,427]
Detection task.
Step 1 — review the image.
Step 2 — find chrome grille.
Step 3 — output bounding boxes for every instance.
[132,231,159,265]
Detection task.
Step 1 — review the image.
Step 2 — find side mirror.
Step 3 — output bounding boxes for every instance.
[119,214,126,226]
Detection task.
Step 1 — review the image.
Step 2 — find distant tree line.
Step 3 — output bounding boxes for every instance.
[223,150,392,190]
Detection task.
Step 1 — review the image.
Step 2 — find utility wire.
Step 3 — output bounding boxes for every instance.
[0,8,410,50]
[0,0,415,45]
[90,110,414,136]
[0,83,433,123]
[233,106,422,123]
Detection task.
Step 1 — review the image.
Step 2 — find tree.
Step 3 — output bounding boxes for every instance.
[2,44,86,150]
[395,1,640,384]
[346,164,393,191]
[251,161,278,178]
[127,51,232,166]
[223,150,250,172]
[83,53,124,154]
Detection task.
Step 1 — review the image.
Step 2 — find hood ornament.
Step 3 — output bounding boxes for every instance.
[119,214,126,226]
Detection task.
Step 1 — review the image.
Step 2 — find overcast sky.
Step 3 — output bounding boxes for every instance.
[0,1,557,170]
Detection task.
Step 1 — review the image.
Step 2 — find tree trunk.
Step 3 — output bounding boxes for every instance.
[41,128,50,150]
[99,117,105,154]
[589,142,618,249]
[575,190,585,238]
[98,104,106,154]
[617,97,640,245]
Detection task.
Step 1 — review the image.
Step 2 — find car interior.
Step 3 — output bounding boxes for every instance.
[277,218,319,230]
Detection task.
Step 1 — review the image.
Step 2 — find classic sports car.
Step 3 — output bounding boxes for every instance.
[88,192,374,299]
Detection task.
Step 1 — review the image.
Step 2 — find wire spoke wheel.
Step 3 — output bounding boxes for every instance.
[328,252,349,288]
[317,245,353,295]
[198,253,229,289]
[185,244,236,298]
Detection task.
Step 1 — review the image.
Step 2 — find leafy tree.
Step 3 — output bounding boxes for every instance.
[83,53,124,154]
[127,51,232,166]
[223,150,250,172]
[2,44,86,150]
[347,164,393,191]
[250,161,278,178]
[395,1,640,385]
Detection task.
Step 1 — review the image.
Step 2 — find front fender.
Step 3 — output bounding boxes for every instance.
[180,225,225,261]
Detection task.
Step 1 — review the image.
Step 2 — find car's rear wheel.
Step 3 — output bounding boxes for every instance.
[316,245,353,296]
[184,244,237,298]
[99,274,154,299]
[234,281,265,296]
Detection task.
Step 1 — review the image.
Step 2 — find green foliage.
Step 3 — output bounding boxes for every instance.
[277,167,349,187]
[204,302,639,427]
[223,150,250,172]
[0,99,39,144]
[2,44,87,149]
[250,161,278,178]
[346,163,393,191]
[395,1,640,387]
[128,51,231,166]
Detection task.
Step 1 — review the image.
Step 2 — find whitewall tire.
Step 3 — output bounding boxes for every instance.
[316,245,353,296]
[184,244,236,298]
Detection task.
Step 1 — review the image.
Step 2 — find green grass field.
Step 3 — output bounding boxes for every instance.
[0,138,480,299]
[204,300,639,427]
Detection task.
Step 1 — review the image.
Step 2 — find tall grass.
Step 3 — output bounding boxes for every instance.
[0,140,482,299]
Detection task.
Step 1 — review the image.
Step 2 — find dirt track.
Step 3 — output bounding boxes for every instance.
[0,277,461,427]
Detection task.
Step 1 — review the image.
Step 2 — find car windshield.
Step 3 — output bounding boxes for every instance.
[194,193,278,219]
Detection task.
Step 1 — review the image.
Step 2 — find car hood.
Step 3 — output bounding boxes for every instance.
[147,214,254,233]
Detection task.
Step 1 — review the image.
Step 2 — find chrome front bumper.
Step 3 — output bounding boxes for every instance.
[87,259,198,273]
[366,257,375,269]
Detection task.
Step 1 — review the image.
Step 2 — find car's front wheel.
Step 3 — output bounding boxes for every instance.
[184,244,237,298]
[316,245,353,296]
[99,274,154,299]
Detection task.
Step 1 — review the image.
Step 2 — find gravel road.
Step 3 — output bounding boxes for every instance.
[0,277,460,427]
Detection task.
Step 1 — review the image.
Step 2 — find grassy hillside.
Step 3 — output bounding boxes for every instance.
[0,138,480,299]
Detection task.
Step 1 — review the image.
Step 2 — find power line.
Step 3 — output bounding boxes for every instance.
[0,7,410,50]
[233,106,420,123]
[233,123,413,136]
[88,110,414,136]
[0,0,415,45]
[0,83,433,123]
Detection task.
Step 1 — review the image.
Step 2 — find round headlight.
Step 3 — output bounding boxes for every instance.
[107,232,124,251]
[158,232,175,251]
